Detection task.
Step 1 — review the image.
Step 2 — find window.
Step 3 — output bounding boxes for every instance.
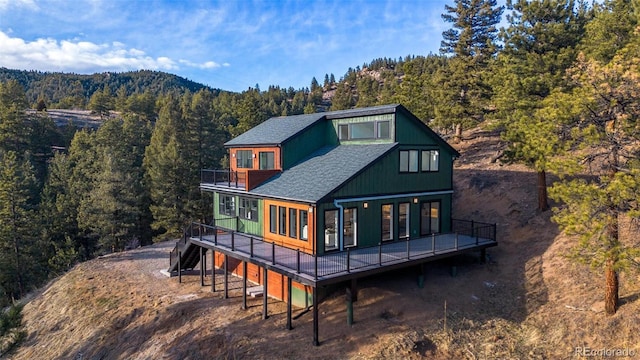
[421,150,439,172]
[382,204,393,241]
[239,197,258,221]
[259,152,275,170]
[399,203,409,239]
[344,208,357,247]
[338,121,391,141]
[324,210,338,251]
[269,205,277,234]
[289,208,297,239]
[420,201,441,236]
[377,121,390,139]
[351,122,375,139]
[236,150,253,169]
[219,195,235,216]
[299,210,308,240]
[399,150,418,173]
[279,206,287,236]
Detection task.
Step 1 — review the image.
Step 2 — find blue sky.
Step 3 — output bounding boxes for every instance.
[1,0,469,92]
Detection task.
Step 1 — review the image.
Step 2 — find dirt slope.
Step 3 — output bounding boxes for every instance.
[9,128,640,359]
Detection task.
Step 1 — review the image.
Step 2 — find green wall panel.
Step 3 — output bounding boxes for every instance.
[282,121,337,169]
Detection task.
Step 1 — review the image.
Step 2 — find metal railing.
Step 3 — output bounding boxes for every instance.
[179,220,497,281]
[201,169,247,189]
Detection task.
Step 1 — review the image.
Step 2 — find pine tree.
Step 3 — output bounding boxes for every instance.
[434,0,503,140]
[549,40,640,314]
[0,80,30,154]
[0,151,38,302]
[579,0,637,64]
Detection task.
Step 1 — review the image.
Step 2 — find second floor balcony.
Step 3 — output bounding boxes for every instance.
[201,169,281,191]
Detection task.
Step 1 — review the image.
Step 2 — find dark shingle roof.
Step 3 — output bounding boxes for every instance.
[224,104,402,147]
[251,143,398,202]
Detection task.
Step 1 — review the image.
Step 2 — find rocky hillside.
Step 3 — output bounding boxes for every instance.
[7,127,640,359]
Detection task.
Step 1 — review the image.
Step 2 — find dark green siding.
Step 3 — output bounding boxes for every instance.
[315,194,452,253]
[395,111,439,145]
[282,121,337,169]
[330,147,454,199]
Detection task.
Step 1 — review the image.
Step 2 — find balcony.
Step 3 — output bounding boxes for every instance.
[201,169,281,191]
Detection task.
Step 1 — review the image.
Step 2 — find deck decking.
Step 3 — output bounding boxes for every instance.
[175,222,497,287]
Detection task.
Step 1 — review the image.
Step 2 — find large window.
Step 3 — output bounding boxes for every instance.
[338,121,391,141]
[259,151,275,170]
[399,150,419,173]
[420,201,441,236]
[324,210,338,251]
[399,203,409,239]
[299,210,308,240]
[279,206,287,236]
[343,208,357,247]
[269,205,277,234]
[421,150,439,172]
[288,208,297,239]
[382,204,393,241]
[239,197,258,221]
[219,195,235,216]
[236,150,253,169]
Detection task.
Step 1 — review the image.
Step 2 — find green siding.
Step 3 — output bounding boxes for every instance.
[213,192,263,236]
[395,111,439,145]
[330,147,454,199]
[315,194,453,253]
[282,120,337,169]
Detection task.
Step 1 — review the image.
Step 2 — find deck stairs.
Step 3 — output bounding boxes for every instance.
[168,238,201,274]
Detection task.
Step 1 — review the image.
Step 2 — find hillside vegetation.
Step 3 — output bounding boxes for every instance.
[7,128,639,359]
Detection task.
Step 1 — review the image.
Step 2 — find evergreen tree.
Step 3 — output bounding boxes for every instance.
[0,151,38,303]
[493,0,588,211]
[434,0,503,141]
[88,85,115,119]
[580,0,638,64]
[549,37,640,314]
[0,80,30,154]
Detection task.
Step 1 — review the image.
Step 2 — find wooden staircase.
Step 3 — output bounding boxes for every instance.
[168,236,201,275]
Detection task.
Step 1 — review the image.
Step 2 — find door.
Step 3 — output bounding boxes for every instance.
[420,201,440,236]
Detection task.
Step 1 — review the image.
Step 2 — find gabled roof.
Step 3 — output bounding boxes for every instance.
[251,143,398,203]
[224,104,402,147]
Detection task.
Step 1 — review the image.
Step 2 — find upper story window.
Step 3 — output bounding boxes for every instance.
[259,151,275,170]
[239,197,258,221]
[400,149,439,173]
[219,195,235,216]
[421,150,439,172]
[338,121,390,141]
[236,150,253,169]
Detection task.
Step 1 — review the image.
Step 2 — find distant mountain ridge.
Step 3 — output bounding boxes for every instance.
[0,68,217,106]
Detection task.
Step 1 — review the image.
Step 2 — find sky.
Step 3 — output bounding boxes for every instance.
[1,0,469,93]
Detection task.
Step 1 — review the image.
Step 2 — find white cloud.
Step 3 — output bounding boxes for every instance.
[179,59,230,70]
[0,0,38,11]
[0,31,183,73]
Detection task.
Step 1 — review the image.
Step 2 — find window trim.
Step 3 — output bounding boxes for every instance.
[238,197,258,222]
[278,206,287,236]
[420,200,441,236]
[288,208,297,239]
[398,202,410,239]
[236,150,253,169]
[259,151,275,170]
[343,207,357,248]
[421,150,439,172]
[324,209,339,251]
[269,205,277,234]
[338,120,391,141]
[219,195,236,217]
[381,203,394,241]
[299,209,308,240]
[399,150,419,173]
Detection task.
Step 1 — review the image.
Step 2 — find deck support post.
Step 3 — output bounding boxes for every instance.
[286,277,293,330]
[211,250,216,292]
[262,267,269,320]
[178,251,182,283]
[242,261,248,310]
[203,250,207,277]
[224,254,229,299]
[418,263,425,288]
[199,247,204,286]
[346,286,354,326]
[313,287,319,346]
[480,249,487,264]
[350,279,358,302]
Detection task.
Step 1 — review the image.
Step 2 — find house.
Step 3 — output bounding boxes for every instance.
[169,104,497,345]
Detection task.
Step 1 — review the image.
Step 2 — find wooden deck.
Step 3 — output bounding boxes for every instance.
[181,222,497,287]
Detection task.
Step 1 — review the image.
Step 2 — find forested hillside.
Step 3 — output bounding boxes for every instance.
[0,1,639,353]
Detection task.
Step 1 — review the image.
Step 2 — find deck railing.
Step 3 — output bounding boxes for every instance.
[201,169,247,189]
[182,220,497,281]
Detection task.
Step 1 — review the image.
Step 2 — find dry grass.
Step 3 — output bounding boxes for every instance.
[8,126,640,359]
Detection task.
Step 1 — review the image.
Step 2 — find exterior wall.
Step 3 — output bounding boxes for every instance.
[282,121,337,169]
[212,192,263,236]
[229,146,281,172]
[315,193,453,254]
[262,199,316,254]
[213,253,312,307]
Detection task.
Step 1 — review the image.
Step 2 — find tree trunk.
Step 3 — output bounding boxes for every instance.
[605,258,619,314]
[537,170,549,212]
[453,123,462,144]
